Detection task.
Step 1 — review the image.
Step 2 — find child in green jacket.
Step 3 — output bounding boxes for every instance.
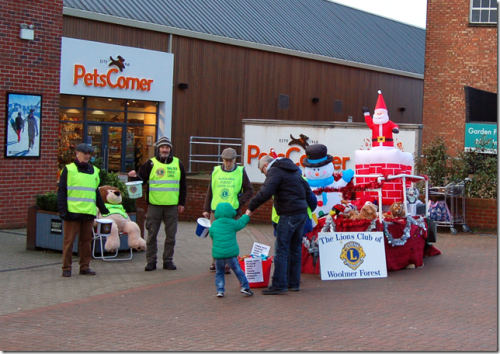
[209,202,253,298]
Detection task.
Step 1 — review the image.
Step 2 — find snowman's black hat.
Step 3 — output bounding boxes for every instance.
[302,144,333,168]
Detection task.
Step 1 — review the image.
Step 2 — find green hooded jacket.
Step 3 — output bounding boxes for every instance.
[209,202,250,259]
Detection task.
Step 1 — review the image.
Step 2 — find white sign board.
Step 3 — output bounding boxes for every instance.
[242,120,421,183]
[60,37,174,102]
[317,231,387,280]
[244,258,264,283]
[250,242,271,257]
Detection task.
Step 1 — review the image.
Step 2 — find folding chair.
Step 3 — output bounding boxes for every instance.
[92,219,133,261]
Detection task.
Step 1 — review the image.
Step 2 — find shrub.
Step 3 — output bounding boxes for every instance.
[35,192,58,213]
[417,136,497,199]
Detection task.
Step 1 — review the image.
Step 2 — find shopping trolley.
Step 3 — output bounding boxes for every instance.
[428,179,470,235]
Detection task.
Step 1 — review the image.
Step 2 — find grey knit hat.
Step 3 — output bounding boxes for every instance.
[155,136,173,148]
[75,143,94,154]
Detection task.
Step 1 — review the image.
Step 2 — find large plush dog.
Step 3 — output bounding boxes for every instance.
[97,185,146,252]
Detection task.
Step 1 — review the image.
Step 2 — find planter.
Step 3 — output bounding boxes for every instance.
[26,206,145,252]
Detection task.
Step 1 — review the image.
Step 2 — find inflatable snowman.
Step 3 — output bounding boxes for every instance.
[303,144,354,224]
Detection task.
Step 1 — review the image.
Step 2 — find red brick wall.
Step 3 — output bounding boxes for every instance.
[0,0,63,228]
[422,0,497,156]
[465,197,498,230]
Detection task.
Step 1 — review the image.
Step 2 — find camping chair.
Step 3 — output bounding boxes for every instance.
[92,219,133,261]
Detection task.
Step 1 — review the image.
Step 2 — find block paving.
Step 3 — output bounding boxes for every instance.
[0,223,497,351]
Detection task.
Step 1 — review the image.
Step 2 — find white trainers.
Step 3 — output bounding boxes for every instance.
[216,292,224,298]
[240,288,254,296]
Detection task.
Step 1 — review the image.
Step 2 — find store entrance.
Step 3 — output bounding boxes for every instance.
[87,124,124,173]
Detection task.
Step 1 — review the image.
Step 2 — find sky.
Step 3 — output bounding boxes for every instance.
[330,0,428,28]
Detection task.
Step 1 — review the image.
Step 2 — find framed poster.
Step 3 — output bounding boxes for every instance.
[146,135,153,146]
[5,92,42,158]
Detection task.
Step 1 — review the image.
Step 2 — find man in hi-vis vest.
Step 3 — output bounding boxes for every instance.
[202,148,253,273]
[128,136,187,272]
[58,143,110,278]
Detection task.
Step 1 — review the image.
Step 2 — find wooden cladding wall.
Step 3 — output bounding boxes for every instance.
[63,17,423,171]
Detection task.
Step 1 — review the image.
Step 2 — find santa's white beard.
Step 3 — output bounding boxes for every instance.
[373,110,389,125]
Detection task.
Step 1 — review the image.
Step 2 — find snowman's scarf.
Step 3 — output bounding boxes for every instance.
[307,175,334,205]
[307,175,334,188]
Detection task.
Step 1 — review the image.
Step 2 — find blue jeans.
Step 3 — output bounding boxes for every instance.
[215,257,249,293]
[272,213,307,290]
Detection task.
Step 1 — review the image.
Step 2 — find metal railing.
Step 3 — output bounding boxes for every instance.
[188,136,242,172]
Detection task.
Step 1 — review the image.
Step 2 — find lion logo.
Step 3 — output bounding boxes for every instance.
[340,241,366,270]
[156,168,165,177]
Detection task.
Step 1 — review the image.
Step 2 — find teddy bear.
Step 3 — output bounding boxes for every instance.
[383,201,406,219]
[97,185,146,252]
[357,201,378,220]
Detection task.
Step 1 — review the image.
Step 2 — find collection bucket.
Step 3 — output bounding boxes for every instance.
[96,219,113,235]
[196,218,211,238]
[125,181,143,199]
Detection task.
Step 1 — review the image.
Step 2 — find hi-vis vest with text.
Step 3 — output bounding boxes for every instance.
[210,166,244,210]
[149,157,181,205]
[102,203,129,219]
[66,163,100,215]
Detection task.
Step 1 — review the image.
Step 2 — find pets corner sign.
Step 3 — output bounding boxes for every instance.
[60,37,173,102]
[318,231,387,280]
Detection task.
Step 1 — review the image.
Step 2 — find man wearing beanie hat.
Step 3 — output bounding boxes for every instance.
[58,143,110,278]
[128,136,187,272]
[202,148,253,273]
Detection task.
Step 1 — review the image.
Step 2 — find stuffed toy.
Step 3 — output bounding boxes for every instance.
[357,201,378,220]
[383,201,406,219]
[97,185,146,252]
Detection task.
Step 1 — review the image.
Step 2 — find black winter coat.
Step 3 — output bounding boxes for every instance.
[248,158,316,216]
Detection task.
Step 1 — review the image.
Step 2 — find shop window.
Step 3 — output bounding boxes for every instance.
[470,0,497,24]
[58,95,158,175]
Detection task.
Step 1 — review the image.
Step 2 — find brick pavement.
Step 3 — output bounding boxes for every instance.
[0,223,497,351]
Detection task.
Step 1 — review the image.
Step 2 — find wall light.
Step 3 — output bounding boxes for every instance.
[178,83,189,90]
[312,97,319,103]
[20,23,34,41]
[399,107,406,112]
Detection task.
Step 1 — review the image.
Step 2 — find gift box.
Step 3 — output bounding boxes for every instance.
[238,255,273,288]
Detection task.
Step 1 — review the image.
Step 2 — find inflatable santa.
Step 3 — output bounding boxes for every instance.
[363,90,399,148]
[355,90,414,209]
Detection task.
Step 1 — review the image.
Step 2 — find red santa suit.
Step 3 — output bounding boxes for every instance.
[364,90,399,148]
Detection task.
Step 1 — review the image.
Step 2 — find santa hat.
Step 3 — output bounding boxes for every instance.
[375,90,387,112]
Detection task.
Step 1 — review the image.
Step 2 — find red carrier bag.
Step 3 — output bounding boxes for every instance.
[238,256,273,288]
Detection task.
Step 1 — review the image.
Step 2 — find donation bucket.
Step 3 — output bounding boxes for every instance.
[196,218,211,238]
[96,219,113,236]
[125,181,143,199]
[238,256,273,288]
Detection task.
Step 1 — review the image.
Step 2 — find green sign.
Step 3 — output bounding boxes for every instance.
[464,123,497,153]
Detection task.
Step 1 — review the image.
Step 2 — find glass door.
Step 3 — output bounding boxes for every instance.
[87,124,124,173]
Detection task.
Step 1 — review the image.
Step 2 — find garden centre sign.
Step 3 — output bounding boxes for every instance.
[464,123,497,153]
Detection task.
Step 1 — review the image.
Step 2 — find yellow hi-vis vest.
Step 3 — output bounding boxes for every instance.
[66,163,100,215]
[102,203,129,219]
[210,165,244,210]
[149,157,180,205]
[271,176,313,223]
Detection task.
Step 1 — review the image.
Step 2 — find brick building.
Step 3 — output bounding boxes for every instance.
[0,0,427,228]
[423,0,497,155]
